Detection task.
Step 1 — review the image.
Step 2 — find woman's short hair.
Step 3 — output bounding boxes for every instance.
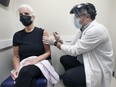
[70,3,97,20]
[18,4,35,16]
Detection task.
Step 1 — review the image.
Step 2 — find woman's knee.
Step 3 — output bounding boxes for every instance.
[19,65,35,76]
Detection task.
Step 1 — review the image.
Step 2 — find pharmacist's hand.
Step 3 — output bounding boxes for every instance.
[53,32,60,41]
[43,36,55,45]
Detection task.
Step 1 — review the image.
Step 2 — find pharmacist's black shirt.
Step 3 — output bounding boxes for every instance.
[13,27,50,61]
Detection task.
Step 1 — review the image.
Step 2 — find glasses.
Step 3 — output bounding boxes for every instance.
[74,13,89,19]
[74,14,80,18]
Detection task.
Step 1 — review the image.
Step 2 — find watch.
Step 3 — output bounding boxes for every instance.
[54,41,58,46]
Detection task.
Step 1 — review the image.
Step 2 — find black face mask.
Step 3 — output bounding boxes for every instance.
[20,15,33,26]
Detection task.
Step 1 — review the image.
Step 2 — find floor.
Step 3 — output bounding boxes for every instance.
[110,77,116,87]
[54,77,116,87]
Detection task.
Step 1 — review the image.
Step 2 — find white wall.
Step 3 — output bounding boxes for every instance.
[0,0,16,40]
[0,0,116,84]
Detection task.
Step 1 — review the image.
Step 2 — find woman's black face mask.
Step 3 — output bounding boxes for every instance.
[20,15,33,26]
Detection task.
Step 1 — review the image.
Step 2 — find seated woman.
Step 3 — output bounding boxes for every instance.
[10,4,59,87]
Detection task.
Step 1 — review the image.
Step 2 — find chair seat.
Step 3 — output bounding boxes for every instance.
[1,76,47,87]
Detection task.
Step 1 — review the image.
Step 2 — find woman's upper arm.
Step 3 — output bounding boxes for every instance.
[13,46,20,58]
[43,31,51,53]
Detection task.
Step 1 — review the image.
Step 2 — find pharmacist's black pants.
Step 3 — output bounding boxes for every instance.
[60,55,86,87]
[15,65,43,87]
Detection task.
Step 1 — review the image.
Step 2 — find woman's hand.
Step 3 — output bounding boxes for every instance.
[11,69,19,80]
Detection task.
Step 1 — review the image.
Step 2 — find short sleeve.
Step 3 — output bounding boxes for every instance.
[13,33,19,46]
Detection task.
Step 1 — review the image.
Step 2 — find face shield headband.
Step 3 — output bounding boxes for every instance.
[70,3,97,20]
[70,3,89,16]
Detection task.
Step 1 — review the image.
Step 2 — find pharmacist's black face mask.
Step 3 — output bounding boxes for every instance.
[20,15,33,26]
